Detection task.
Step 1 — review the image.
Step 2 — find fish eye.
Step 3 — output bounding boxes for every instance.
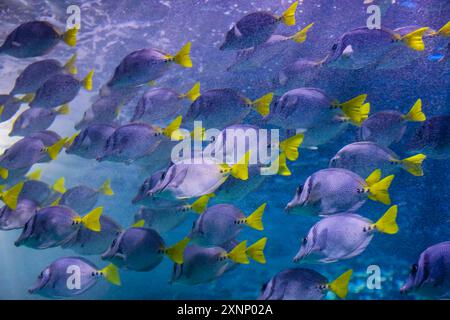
[302,237,307,245]
[191,221,196,229]
[296,185,303,194]
[411,263,418,273]
[111,239,117,247]
[331,43,338,51]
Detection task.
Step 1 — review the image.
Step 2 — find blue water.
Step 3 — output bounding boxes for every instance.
[0,0,449,300]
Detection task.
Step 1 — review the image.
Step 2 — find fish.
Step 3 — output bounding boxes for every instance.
[29,257,120,298]
[227,23,314,72]
[285,168,394,216]
[184,88,273,130]
[0,133,67,172]
[359,99,426,146]
[9,54,77,95]
[407,115,450,159]
[97,117,182,164]
[189,203,266,246]
[0,21,77,58]
[65,124,116,160]
[131,82,200,127]
[0,198,37,230]
[9,104,70,137]
[29,70,94,109]
[277,58,322,88]
[106,43,192,89]
[171,238,266,285]
[14,206,103,249]
[293,206,399,263]
[266,87,370,129]
[323,26,430,69]
[400,241,450,298]
[101,226,189,272]
[134,194,214,233]
[0,94,25,123]
[61,214,122,256]
[18,169,59,206]
[219,1,298,50]
[75,89,137,130]
[53,179,114,214]
[142,153,251,201]
[258,268,353,300]
[330,141,427,177]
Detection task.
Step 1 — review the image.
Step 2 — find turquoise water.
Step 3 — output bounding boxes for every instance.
[0,0,449,300]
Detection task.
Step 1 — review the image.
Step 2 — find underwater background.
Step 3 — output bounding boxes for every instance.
[0,0,449,300]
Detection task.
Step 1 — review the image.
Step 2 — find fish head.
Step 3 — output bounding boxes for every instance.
[14,214,37,247]
[28,266,51,295]
[133,169,168,204]
[292,232,323,263]
[400,263,419,294]
[65,129,89,155]
[101,230,126,268]
[285,180,318,215]
[219,25,241,51]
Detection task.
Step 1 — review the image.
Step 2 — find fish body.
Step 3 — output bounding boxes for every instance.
[0,21,68,58]
[259,268,328,300]
[62,215,122,255]
[29,73,81,109]
[29,257,119,297]
[359,111,406,146]
[408,116,450,159]
[15,205,80,249]
[134,203,190,234]
[0,95,22,122]
[59,185,100,214]
[285,168,368,216]
[66,124,116,160]
[0,198,38,230]
[10,107,65,137]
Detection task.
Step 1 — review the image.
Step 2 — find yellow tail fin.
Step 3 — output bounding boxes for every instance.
[63,53,78,75]
[100,264,121,286]
[367,174,394,205]
[401,27,429,51]
[246,237,267,264]
[132,219,145,228]
[403,99,426,122]
[99,179,114,196]
[190,193,215,214]
[373,205,399,234]
[65,132,79,148]
[290,22,314,43]
[0,105,4,118]
[250,92,273,116]
[1,181,24,210]
[280,1,298,26]
[26,169,43,181]
[230,151,250,180]
[53,177,66,194]
[0,167,8,180]
[436,21,450,37]
[45,138,67,160]
[81,69,94,91]
[50,196,61,206]
[245,203,266,231]
[328,269,353,299]
[280,133,304,161]
[57,104,70,115]
[63,28,78,47]
[173,42,193,68]
[80,207,103,232]
[227,240,249,264]
[365,169,381,186]
[402,153,426,176]
[163,115,183,140]
[277,153,291,176]
[337,94,370,127]
[180,82,200,101]
[20,93,35,104]
[165,237,190,264]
